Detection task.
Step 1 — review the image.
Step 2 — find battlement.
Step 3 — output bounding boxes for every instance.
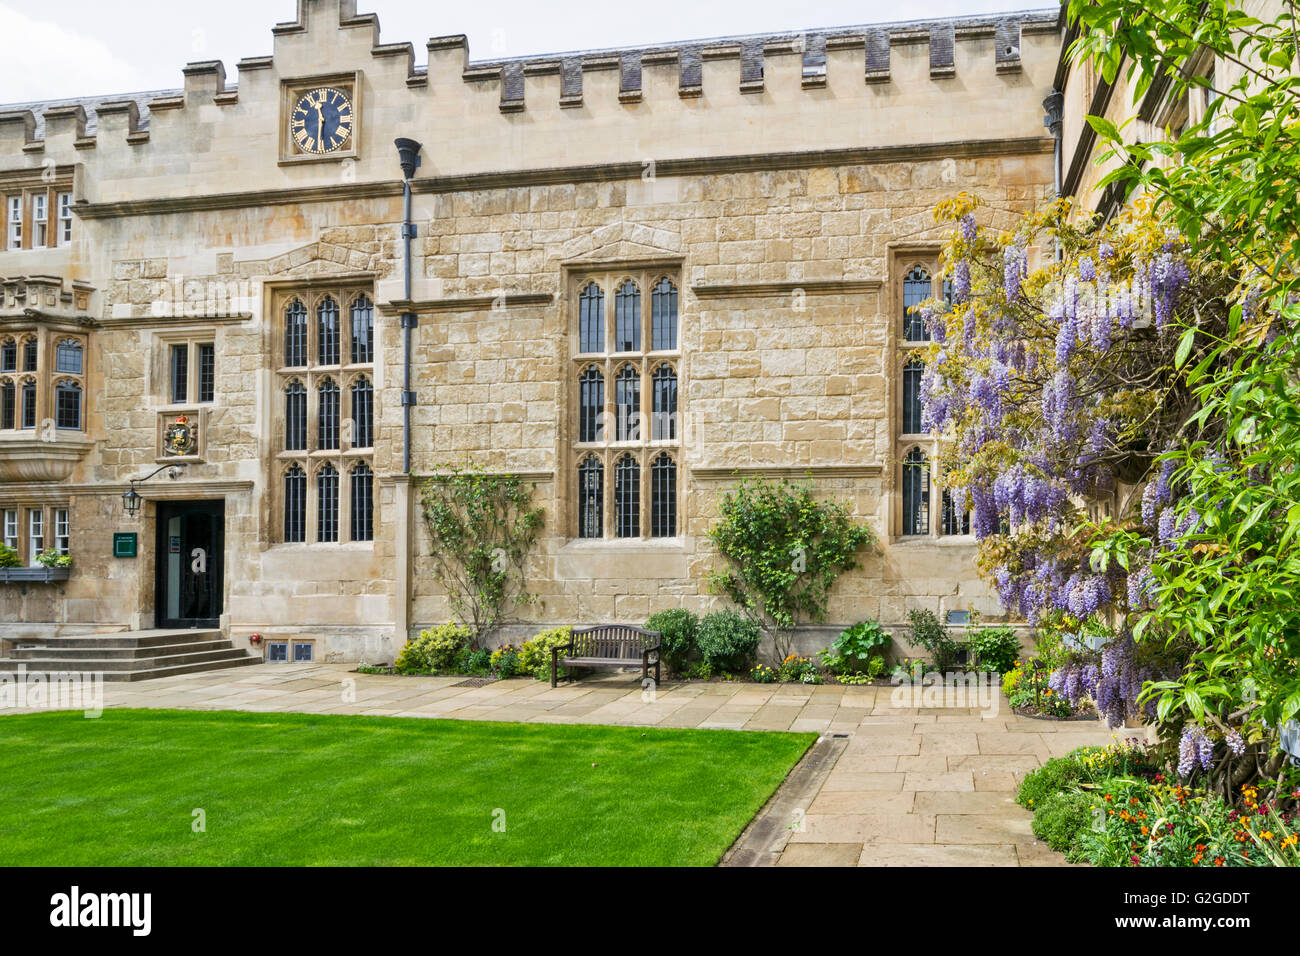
[0,0,1061,209]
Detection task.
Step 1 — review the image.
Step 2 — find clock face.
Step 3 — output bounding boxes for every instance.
[290,87,354,154]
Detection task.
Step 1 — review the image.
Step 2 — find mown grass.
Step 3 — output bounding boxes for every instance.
[0,708,813,866]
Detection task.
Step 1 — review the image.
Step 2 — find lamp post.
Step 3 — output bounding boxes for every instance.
[121,463,186,517]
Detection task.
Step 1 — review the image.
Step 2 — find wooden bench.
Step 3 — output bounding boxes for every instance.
[552,625,661,687]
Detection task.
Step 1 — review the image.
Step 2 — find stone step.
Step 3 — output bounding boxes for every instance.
[0,646,255,673]
[11,639,235,660]
[0,653,260,682]
[15,629,223,650]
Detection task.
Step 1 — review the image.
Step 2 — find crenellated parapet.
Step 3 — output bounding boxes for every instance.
[0,0,1060,209]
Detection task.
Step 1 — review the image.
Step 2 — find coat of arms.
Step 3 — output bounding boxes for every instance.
[163,415,196,456]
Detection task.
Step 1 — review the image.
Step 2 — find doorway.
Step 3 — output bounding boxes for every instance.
[155,500,224,628]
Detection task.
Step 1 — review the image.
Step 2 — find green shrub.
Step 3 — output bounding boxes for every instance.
[456,647,491,676]
[519,626,573,680]
[395,623,472,674]
[0,543,19,569]
[644,608,698,672]
[695,610,761,672]
[1017,754,1087,810]
[1031,791,1096,862]
[969,625,1020,673]
[906,609,962,672]
[821,619,891,675]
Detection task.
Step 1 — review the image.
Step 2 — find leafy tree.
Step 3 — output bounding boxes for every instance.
[419,463,544,639]
[1066,0,1300,795]
[706,477,874,662]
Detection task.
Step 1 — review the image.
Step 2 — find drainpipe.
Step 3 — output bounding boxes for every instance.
[1042,90,1064,198]
[394,138,422,474]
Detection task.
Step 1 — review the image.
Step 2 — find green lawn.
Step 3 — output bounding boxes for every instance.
[0,709,813,866]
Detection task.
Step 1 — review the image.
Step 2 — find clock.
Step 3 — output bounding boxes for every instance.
[289,86,354,155]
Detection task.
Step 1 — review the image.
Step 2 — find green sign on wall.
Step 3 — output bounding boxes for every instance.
[113,533,137,558]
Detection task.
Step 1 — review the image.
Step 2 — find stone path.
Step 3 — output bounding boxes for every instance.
[5,662,1130,866]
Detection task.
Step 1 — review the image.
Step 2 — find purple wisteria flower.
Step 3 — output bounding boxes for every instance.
[953,261,971,301]
[1178,725,1213,777]
[1078,256,1096,282]
[1003,244,1026,300]
[959,213,977,243]
[1225,728,1245,757]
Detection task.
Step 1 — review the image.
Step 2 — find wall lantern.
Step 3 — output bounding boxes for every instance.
[121,463,187,517]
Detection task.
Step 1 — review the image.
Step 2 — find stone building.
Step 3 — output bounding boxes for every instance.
[0,0,1082,664]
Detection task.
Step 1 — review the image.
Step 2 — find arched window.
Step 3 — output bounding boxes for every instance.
[650,453,677,537]
[317,463,339,543]
[902,447,930,535]
[350,376,373,448]
[350,462,373,541]
[285,380,307,451]
[318,379,339,450]
[902,266,932,342]
[614,454,640,538]
[20,378,36,429]
[902,356,925,434]
[578,366,603,442]
[350,294,373,364]
[284,465,306,543]
[284,299,308,367]
[55,338,82,374]
[0,379,12,429]
[21,338,37,372]
[578,455,603,538]
[317,296,340,365]
[942,488,971,535]
[55,380,81,430]
[614,364,640,441]
[651,277,678,350]
[615,279,641,352]
[579,282,604,353]
[0,338,15,373]
[651,364,677,440]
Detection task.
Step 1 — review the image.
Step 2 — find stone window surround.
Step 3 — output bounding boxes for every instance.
[1,171,74,251]
[0,501,70,565]
[0,327,87,434]
[567,263,682,541]
[153,330,217,407]
[270,284,376,547]
[891,250,971,544]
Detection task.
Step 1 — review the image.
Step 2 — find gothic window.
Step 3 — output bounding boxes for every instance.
[317,463,339,543]
[285,380,307,451]
[350,375,373,449]
[615,279,641,352]
[318,379,339,450]
[571,268,682,539]
[284,299,308,367]
[54,380,80,430]
[579,282,604,353]
[902,266,932,342]
[277,287,375,544]
[614,454,640,538]
[902,356,925,435]
[942,489,971,536]
[317,296,340,366]
[54,339,82,374]
[0,338,14,372]
[651,364,677,441]
[650,453,677,538]
[0,379,13,429]
[284,465,306,543]
[651,277,678,350]
[902,447,930,536]
[350,462,373,541]
[20,378,36,429]
[578,455,603,539]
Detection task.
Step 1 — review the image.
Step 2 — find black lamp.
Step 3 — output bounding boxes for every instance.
[121,463,186,517]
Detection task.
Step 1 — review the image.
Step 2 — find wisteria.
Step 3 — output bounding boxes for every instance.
[1178,724,1213,777]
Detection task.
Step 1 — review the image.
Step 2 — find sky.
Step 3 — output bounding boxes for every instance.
[0,0,1052,104]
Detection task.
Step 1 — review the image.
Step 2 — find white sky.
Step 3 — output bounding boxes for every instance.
[0,0,1051,103]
